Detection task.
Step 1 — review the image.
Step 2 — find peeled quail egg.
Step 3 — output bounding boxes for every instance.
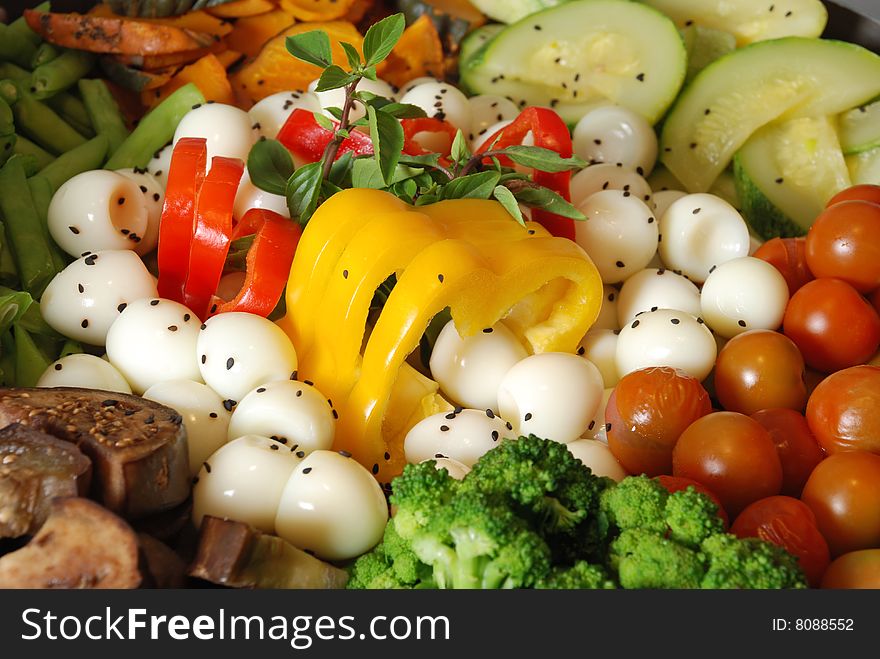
[173,103,256,163]
[569,163,654,208]
[577,330,619,388]
[37,353,131,393]
[616,267,702,326]
[426,456,471,480]
[248,90,322,139]
[593,285,621,331]
[566,438,627,482]
[399,81,472,134]
[116,168,164,255]
[572,105,658,175]
[404,408,513,467]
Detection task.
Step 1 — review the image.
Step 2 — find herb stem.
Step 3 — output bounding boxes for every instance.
[320,80,360,179]
[458,149,507,178]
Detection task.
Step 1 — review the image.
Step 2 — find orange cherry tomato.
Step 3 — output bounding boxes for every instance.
[753,237,813,296]
[805,365,880,455]
[805,200,880,294]
[821,549,880,589]
[751,408,825,497]
[826,183,880,207]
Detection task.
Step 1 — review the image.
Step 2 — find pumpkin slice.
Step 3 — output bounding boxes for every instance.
[142,53,234,108]
[377,14,445,88]
[206,0,277,18]
[88,4,234,38]
[279,0,358,22]
[225,9,295,58]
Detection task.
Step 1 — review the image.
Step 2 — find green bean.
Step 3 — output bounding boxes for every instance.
[31,50,96,100]
[0,134,14,167]
[0,24,38,70]
[14,324,51,387]
[79,78,129,153]
[12,135,55,170]
[28,175,69,273]
[45,92,95,137]
[59,339,83,359]
[106,82,205,170]
[0,221,18,289]
[9,1,50,48]
[0,156,57,297]
[0,63,30,84]
[0,96,12,135]
[31,43,60,70]
[0,331,17,386]
[37,134,109,193]
[1,80,87,155]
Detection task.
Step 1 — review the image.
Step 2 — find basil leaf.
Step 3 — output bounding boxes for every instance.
[329,151,355,188]
[361,65,378,82]
[246,138,294,196]
[352,158,423,189]
[286,162,324,227]
[363,13,405,67]
[503,145,588,172]
[325,106,344,121]
[440,170,500,200]
[398,153,441,167]
[313,112,335,131]
[286,30,332,68]
[380,102,428,119]
[450,129,471,168]
[367,104,404,185]
[493,185,525,226]
[415,192,440,206]
[224,234,255,272]
[316,65,359,92]
[340,41,362,70]
[512,184,587,220]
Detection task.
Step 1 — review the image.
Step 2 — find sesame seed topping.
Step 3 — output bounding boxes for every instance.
[491,430,499,441]
[524,412,533,421]
[486,409,495,419]
[296,450,305,458]
[54,364,62,371]
[270,444,279,450]
[153,193,161,202]
[223,399,236,411]
[256,387,266,393]
[303,466,312,473]
[577,346,585,356]
[483,327,494,333]
[332,409,339,419]
[438,274,444,283]
[209,412,218,418]
[440,425,450,432]
[636,73,645,82]
[671,318,680,325]
[183,314,191,321]
[200,323,207,330]
[204,462,212,473]
[631,320,640,328]
[372,463,379,474]
[81,319,89,328]
[384,452,391,460]
[117,197,125,205]
[226,357,234,370]
[692,207,701,214]
[605,423,612,432]
[296,390,302,397]
[340,450,352,458]
[168,325,178,332]
[69,226,80,234]
[150,299,159,306]
[738,319,747,327]
[616,260,625,268]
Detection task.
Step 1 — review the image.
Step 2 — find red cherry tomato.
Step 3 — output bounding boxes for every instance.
[672,411,783,517]
[731,496,830,587]
[805,200,880,294]
[605,367,712,477]
[821,550,880,589]
[751,408,825,497]
[714,330,808,415]
[753,237,813,296]
[801,451,880,556]
[782,278,880,372]
[826,183,880,207]
[655,474,729,527]
[805,365,880,455]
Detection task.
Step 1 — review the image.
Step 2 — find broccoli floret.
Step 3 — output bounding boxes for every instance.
[599,475,669,535]
[410,491,552,589]
[609,529,705,589]
[700,534,808,589]
[347,523,434,589]
[536,561,617,589]
[665,487,727,549]
[462,435,611,563]
[390,460,460,542]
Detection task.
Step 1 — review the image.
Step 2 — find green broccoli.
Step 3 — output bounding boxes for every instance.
[666,485,727,548]
[609,529,705,589]
[700,534,808,589]
[462,434,612,563]
[536,561,617,589]
[390,460,460,542]
[347,522,434,589]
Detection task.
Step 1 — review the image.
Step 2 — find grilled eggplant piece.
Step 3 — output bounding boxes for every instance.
[0,387,189,518]
[0,423,92,538]
[138,533,187,588]
[0,497,142,589]
[189,516,349,589]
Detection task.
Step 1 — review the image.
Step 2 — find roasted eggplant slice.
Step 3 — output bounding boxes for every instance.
[0,423,92,538]
[0,387,189,518]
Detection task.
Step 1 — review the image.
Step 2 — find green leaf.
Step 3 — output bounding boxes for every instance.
[329,151,355,188]
[247,138,294,196]
[225,234,255,272]
[450,129,471,168]
[0,291,33,337]
[315,65,359,92]
[440,170,501,200]
[361,65,378,82]
[286,162,324,227]
[398,153,441,167]
[511,184,587,220]
[286,30,332,69]
[415,192,440,206]
[367,104,404,186]
[313,112,335,131]
[325,106,344,121]
[380,102,428,119]
[352,158,423,189]
[336,128,350,139]
[363,13,405,67]
[340,41,362,70]
[493,185,525,226]
[503,145,588,172]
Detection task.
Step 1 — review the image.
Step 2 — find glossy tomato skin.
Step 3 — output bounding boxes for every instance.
[806,200,880,293]
[751,408,825,497]
[801,451,880,556]
[605,367,712,477]
[753,237,813,297]
[827,184,880,207]
[731,495,830,587]
[655,474,729,527]
[782,278,880,373]
[672,411,783,517]
[806,365,880,455]
[821,549,880,589]
[714,330,808,415]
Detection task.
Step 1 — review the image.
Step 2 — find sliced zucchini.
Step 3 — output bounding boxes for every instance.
[847,148,880,185]
[646,165,684,192]
[641,0,828,45]
[661,38,880,192]
[679,25,735,82]
[459,23,504,65]
[467,0,566,24]
[734,116,850,239]
[460,0,686,125]
[709,169,739,210]
[838,100,880,155]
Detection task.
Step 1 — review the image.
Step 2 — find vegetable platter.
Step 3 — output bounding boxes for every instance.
[0,0,879,591]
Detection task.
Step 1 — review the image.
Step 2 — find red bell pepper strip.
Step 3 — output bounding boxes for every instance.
[208,208,301,318]
[277,109,373,164]
[400,117,458,157]
[476,107,576,241]
[183,156,245,319]
[158,137,206,300]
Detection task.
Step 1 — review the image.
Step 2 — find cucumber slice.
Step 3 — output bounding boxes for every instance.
[641,0,828,45]
[838,100,880,155]
[661,38,880,193]
[847,148,880,185]
[459,24,504,65]
[679,25,736,82]
[734,116,850,239]
[467,0,565,24]
[646,165,684,192]
[460,0,687,125]
[709,169,740,210]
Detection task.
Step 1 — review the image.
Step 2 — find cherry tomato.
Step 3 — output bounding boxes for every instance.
[672,411,783,517]
[782,278,880,372]
[605,367,712,477]
[714,330,808,415]
[826,183,880,207]
[655,474,729,527]
[801,451,880,556]
[751,408,825,497]
[805,365,880,455]
[821,549,880,589]
[806,201,880,294]
[753,237,813,296]
[731,496,830,587]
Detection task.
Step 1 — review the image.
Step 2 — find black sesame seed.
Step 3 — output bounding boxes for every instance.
[616,260,625,268]
[486,409,495,419]
[340,450,352,458]
[77,283,84,293]
[303,467,312,473]
[440,425,450,432]
[482,327,494,333]
[203,462,212,473]
[332,409,339,419]
[296,450,305,458]
[372,463,379,474]
[588,420,595,430]
[651,306,658,312]
[491,430,499,441]
[636,73,645,82]
[534,24,542,30]
[438,274,444,283]
[528,230,535,235]
[577,346,585,356]
[689,142,698,149]
[257,387,266,393]
[296,390,303,397]
[210,304,217,314]
[84,254,97,266]
[117,197,126,205]
[692,207,702,215]
[183,314,191,322]
[605,423,612,432]
[631,320,640,328]
[304,379,314,386]
[200,323,207,330]
[223,399,236,411]
[201,354,207,365]
[384,452,391,460]
[445,412,456,420]
[506,422,513,430]
[54,363,62,371]
[270,444,279,451]
[69,226,80,234]
[775,177,784,184]
[648,216,655,223]
[209,412,218,418]
[168,325,178,332]
[671,318,681,325]
[738,319,747,327]
[150,299,159,306]
[226,357,234,370]
[524,412,533,421]
[290,370,298,380]
[594,138,602,145]
[81,319,89,328]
